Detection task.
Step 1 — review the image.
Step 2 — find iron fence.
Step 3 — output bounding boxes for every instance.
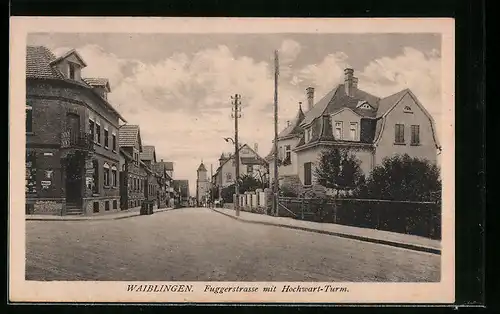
[278,197,441,240]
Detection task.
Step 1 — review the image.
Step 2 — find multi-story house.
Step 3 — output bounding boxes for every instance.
[118,124,148,210]
[26,46,126,215]
[212,144,269,194]
[267,68,441,189]
[140,145,160,206]
[153,160,173,208]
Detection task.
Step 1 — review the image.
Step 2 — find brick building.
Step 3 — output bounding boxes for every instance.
[118,124,148,210]
[26,46,126,215]
[140,145,160,206]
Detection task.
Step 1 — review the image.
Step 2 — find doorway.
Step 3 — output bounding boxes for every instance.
[65,153,83,206]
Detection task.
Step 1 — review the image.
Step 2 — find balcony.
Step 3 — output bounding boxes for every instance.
[61,130,94,151]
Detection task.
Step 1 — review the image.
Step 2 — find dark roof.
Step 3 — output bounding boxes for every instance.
[277,105,306,139]
[82,77,111,92]
[240,157,265,165]
[50,49,87,67]
[375,89,409,118]
[197,162,207,172]
[26,46,64,79]
[26,46,128,123]
[118,125,141,148]
[300,87,339,126]
[140,146,156,161]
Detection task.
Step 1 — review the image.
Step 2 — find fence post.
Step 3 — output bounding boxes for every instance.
[301,197,304,220]
[333,198,337,224]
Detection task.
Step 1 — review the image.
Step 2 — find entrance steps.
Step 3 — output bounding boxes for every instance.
[65,202,83,215]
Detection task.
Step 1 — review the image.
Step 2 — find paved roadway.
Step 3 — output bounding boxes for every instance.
[26,207,440,282]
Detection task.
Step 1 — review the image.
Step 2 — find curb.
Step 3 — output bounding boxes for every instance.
[26,208,174,222]
[212,209,441,255]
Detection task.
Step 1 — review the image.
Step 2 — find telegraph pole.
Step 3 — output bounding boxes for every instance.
[273,50,279,217]
[231,94,242,217]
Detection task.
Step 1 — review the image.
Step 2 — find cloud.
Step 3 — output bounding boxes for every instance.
[56,43,442,192]
[358,46,442,140]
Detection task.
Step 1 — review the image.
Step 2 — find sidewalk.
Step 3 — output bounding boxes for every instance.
[26,206,174,221]
[212,207,441,255]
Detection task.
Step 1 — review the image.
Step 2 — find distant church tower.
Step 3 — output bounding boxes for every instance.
[196,161,209,207]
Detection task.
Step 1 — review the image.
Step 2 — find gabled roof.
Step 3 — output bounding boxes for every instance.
[26,46,127,123]
[82,77,111,92]
[118,124,142,150]
[277,105,305,139]
[300,84,381,127]
[375,89,409,118]
[26,46,64,79]
[215,143,268,173]
[50,48,88,67]
[140,146,156,162]
[157,161,174,171]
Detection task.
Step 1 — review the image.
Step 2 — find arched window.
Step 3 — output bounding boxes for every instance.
[111,165,117,187]
[103,163,110,186]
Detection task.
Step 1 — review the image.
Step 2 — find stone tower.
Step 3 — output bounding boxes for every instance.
[196,161,209,207]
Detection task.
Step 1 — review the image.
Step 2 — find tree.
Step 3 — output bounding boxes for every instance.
[358,154,441,201]
[314,147,365,194]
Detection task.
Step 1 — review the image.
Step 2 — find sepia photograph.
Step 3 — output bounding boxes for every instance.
[10,17,455,303]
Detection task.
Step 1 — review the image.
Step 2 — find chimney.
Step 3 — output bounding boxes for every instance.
[306,87,314,111]
[254,143,258,153]
[344,68,354,97]
[286,120,290,127]
[352,77,359,90]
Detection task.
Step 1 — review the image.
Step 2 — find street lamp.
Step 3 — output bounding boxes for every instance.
[224,137,240,217]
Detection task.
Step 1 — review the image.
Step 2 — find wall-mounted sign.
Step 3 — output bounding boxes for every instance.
[43,152,53,156]
[41,180,51,190]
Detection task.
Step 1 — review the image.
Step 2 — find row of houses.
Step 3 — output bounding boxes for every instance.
[25,45,182,216]
[265,68,441,192]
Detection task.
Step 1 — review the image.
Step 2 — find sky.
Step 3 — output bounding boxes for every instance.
[28,33,442,195]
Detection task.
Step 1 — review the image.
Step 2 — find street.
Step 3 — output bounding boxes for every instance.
[26,208,440,282]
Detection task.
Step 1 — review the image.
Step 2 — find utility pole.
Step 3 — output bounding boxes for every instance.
[273,50,279,217]
[231,94,242,217]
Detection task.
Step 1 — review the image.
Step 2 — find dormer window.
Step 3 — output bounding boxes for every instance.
[68,62,80,80]
[404,105,413,113]
[356,100,373,110]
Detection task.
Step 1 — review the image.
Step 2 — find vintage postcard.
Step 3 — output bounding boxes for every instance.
[9,17,455,304]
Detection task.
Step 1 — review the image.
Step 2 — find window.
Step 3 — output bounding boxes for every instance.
[104,128,109,148]
[226,172,232,182]
[26,105,33,133]
[349,122,358,141]
[404,105,413,113]
[284,145,291,165]
[111,166,117,187]
[103,163,110,186]
[335,121,343,140]
[95,123,101,144]
[92,159,99,194]
[69,63,76,79]
[105,201,110,211]
[247,165,253,174]
[113,200,117,209]
[93,202,99,213]
[304,162,312,186]
[411,125,420,145]
[395,124,405,144]
[89,119,95,140]
[305,128,312,142]
[112,133,117,151]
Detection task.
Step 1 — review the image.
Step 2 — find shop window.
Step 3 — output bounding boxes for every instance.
[113,200,117,209]
[105,201,110,211]
[26,152,37,194]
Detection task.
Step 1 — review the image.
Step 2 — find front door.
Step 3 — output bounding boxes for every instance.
[65,154,83,205]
